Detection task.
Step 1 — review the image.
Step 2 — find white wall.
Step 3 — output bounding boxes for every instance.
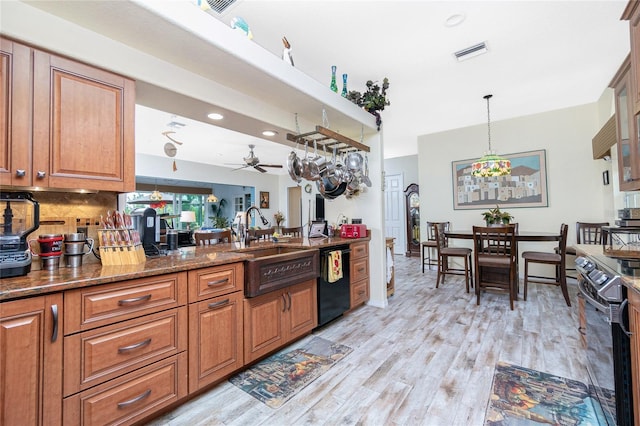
[418,102,614,261]
[384,155,419,188]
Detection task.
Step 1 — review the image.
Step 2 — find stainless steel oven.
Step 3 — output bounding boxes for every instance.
[576,256,635,426]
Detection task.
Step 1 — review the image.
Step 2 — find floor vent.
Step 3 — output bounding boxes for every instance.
[205,0,237,14]
[454,42,488,61]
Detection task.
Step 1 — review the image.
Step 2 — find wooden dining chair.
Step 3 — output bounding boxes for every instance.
[281,226,303,237]
[472,225,518,310]
[522,223,571,306]
[434,222,472,292]
[422,221,450,273]
[557,221,608,277]
[247,228,274,241]
[195,229,232,246]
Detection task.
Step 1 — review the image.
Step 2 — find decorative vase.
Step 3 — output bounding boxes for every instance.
[330,66,338,93]
[341,73,348,97]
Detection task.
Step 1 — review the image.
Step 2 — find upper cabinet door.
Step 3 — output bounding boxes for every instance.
[32,50,135,192]
[623,1,640,114]
[0,38,32,187]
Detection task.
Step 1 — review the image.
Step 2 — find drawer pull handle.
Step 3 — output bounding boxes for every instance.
[118,338,152,353]
[287,292,292,311]
[51,304,58,342]
[36,170,46,179]
[358,267,365,273]
[282,294,287,313]
[15,169,25,177]
[208,299,230,310]
[207,278,229,286]
[117,389,152,409]
[118,294,152,306]
[358,291,365,296]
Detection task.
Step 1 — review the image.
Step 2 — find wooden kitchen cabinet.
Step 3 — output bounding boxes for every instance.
[611,56,640,191]
[243,279,317,363]
[623,0,640,114]
[188,263,244,393]
[350,240,370,309]
[63,273,188,425]
[628,287,640,426]
[0,38,32,187]
[0,36,135,191]
[0,294,63,426]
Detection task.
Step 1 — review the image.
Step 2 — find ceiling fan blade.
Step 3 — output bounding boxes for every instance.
[258,164,283,168]
[231,165,251,171]
[254,165,267,173]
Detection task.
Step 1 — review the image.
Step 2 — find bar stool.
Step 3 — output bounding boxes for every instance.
[434,222,472,293]
[422,221,449,273]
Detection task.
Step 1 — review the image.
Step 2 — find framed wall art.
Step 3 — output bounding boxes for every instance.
[452,149,548,210]
[259,191,270,209]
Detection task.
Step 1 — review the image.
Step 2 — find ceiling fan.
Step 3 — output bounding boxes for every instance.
[226,144,283,173]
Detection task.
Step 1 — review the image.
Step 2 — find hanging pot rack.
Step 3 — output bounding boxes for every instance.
[286,126,370,153]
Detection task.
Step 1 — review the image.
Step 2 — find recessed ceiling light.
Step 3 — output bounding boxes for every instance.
[262,130,278,137]
[207,112,224,120]
[445,13,466,27]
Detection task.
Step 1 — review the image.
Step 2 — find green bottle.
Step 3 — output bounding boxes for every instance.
[341,74,348,97]
[330,66,338,93]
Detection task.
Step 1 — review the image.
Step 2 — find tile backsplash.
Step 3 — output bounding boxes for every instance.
[27,191,118,270]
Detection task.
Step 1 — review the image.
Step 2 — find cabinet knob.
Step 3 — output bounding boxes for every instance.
[36,170,46,179]
[15,169,26,177]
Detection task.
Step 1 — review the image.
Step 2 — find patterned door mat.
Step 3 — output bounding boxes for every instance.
[229,336,352,408]
[485,362,615,425]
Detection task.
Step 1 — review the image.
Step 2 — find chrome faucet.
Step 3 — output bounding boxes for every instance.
[245,205,269,246]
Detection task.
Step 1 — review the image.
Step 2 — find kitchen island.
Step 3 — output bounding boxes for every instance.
[0,235,370,425]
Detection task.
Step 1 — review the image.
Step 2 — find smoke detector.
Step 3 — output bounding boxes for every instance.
[454,42,488,61]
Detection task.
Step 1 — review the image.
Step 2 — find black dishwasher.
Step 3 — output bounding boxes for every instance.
[317,245,351,327]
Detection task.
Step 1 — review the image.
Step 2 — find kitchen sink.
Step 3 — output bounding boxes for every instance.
[231,246,320,297]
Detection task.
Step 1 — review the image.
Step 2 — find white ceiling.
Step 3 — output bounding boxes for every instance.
[20,0,631,175]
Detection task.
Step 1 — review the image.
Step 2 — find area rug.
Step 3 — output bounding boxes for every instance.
[485,362,615,425]
[229,336,352,408]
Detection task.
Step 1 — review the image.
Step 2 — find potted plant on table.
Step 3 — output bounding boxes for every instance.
[274,211,285,232]
[482,205,514,226]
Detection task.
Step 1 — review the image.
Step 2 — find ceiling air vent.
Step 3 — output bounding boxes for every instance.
[454,42,488,61]
[205,0,237,14]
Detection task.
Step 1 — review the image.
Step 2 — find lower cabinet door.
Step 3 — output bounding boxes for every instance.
[63,352,187,426]
[243,290,285,363]
[188,290,243,392]
[1,294,63,426]
[286,280,317,340]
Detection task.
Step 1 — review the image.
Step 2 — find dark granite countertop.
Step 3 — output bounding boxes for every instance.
[0,236,369,302]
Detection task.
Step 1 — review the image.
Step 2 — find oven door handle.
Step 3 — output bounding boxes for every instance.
[618,299,632,337]
[577,279,610,314]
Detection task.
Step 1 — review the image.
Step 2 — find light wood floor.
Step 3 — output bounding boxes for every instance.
[147,255,588,425]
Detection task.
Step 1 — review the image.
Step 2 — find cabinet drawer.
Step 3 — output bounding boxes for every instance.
[64,307,187,396]
[351,278,369,308]
[350,242,369,260]
[65,273,187,334]
[188,263,243,302]
[63,352,187,426]
[351,258,370,283]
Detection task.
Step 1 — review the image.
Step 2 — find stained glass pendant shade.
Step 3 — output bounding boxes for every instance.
[471,94,511,177]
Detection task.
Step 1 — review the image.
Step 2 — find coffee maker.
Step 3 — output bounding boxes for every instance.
[131,207,160,255]
[0,192,40,277]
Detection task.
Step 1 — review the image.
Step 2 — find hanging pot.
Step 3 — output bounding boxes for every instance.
[287,149,303,182]
[345,151,363,172]
[361,154,372,187]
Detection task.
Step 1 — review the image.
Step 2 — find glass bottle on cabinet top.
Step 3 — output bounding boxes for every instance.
[404,183,420,257]
[330,66,338,93]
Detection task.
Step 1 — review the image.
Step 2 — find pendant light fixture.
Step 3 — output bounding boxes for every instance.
[150,180,163,201]
[471,94,511,177]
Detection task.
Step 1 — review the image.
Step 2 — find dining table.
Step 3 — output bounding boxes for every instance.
[445,229,561,242]
[444,229,562,301]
